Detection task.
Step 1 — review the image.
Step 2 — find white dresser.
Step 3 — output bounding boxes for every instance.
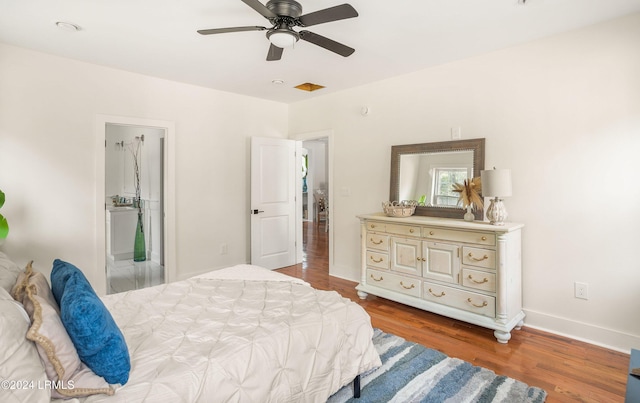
[357,213,524,343]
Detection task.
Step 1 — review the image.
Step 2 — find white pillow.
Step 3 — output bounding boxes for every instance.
[0,287,50,403]
[0,285,18,301]
[11,265,114,398]
[0,251,21,292]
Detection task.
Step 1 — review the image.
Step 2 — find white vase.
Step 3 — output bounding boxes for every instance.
[463,205,474,222]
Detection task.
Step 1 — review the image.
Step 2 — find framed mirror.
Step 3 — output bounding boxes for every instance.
[390,138,485,220]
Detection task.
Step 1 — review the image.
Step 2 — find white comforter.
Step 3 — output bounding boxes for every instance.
[70,265,381,402]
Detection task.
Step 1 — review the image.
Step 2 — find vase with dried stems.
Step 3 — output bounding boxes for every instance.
[452,177,483,222]
[129,137,146,262]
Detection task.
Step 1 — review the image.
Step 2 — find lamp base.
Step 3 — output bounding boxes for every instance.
[486,197,508,226]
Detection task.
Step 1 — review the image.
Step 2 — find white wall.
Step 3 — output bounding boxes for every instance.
[0,43,288,290]
[289,13,640,352]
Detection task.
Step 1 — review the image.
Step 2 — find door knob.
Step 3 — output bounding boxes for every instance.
[251,209,265,215]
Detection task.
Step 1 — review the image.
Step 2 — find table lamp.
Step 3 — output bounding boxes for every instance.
[480,168,512,225]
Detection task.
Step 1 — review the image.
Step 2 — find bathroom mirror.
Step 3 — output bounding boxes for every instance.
[390,138,485,220]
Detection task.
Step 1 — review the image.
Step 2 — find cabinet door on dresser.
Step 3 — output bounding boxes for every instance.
[390,237,422,275]
[422,241,460,284]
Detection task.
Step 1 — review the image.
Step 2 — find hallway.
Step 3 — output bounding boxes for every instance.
[301,220,328,271]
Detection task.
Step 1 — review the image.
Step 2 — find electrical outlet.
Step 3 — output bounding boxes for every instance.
[575,282,589,300]
[451,127,462,140]
[220,243,228,255]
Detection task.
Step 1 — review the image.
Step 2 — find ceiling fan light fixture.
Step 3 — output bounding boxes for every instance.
[267,29,299,48]
[198,1,358,61]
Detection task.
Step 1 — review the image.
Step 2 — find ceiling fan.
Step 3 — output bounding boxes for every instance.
[197,0,358,61]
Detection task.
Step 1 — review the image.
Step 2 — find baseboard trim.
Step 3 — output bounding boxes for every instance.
[329,264,359,283]
[523,309,637,354]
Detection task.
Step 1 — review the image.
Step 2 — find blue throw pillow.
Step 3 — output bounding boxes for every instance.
[50,259,130,385]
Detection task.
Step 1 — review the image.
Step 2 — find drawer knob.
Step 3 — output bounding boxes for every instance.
[370,238,383,245]
[409,229,414,233]
[468,253,489,262]
[370,274,383,282]
[400,281,415,290]
[468,275,489,284]
[370,224,376,229]
[416,257,426,262]
[428,288,445,298]
[467,298,488,308]
[370,256,384,263]
[429,231,435,235]
[481,236,487,241]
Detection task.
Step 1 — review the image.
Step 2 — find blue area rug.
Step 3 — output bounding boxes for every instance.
[328,329,547,403]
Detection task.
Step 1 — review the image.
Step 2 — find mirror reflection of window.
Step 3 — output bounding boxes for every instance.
[398,150,473,206]
[432,167,470,206]
[390,139,485,219]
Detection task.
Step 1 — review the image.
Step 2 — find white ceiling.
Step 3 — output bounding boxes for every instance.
[2,0,640,104]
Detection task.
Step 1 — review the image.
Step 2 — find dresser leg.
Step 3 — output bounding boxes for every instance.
[494,330,512,344]
[357,290,368,300]
[514,320,524,330]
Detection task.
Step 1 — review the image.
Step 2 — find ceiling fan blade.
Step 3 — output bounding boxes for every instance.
[266,44,284,61]
[299,30,355,57]
[241,0,278,19]
[197,26,267,35]
[298,4,358,27]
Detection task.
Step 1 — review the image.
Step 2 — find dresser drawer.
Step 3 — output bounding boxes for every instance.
[366,221,386,232]
[462,246,496,269]
[386,223,421,237]
[423,227,495,246]
[367,269,421,298]
[366,232,389,251]
[366,251,389,269]
[462,268,496,293]
[423,281,496,318]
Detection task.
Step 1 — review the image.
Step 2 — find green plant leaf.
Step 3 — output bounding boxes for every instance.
[0,214,8,238]
[0,189,4,209]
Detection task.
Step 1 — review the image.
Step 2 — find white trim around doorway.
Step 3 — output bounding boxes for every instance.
[290,129,334,273]
[95,114,176,296]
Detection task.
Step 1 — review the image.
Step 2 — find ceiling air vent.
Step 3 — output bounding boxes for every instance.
[295,82,325,92]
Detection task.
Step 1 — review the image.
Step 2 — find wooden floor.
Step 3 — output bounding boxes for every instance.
[277,222,630,402]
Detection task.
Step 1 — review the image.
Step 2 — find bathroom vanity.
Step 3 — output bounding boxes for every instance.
[106,206,138,260]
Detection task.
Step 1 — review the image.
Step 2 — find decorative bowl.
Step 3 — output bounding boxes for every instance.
[382,201,417,217]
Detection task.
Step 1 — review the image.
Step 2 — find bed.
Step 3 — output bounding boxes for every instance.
[0,253,381,403]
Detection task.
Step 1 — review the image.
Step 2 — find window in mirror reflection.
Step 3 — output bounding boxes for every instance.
[398,150,473,207]
[434,167,469,206]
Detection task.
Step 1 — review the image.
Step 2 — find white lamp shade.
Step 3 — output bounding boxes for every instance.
[269,31,297,48]
[481,169,512,198]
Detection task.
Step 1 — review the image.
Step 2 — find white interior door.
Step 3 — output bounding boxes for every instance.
[250,137,298,269]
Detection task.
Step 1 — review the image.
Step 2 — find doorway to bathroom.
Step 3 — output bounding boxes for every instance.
[105,123,164,294]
